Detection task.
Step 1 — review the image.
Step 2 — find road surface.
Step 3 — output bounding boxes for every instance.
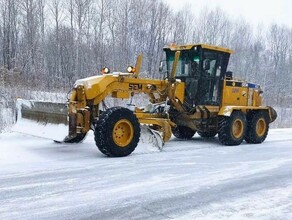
[1,128,292,220]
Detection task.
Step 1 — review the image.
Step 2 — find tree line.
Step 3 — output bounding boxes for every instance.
[0,0,292,108]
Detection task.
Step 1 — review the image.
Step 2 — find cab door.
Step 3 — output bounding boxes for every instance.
[196,50,230,106]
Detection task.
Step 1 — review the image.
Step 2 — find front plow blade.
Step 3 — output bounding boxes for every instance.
[140,125,164,151]
[12,99,69,142]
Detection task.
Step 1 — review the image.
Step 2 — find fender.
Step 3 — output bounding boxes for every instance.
[218,105,277,123]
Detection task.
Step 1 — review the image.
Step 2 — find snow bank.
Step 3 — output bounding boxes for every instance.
[0,106,13,132]
[272,107,292,128]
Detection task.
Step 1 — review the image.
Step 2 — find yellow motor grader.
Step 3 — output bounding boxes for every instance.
[13,44,277,157]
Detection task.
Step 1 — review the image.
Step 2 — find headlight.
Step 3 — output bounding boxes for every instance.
[101,67,110,74]
[127,66,135,73]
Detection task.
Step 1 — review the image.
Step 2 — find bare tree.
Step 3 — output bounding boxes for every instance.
[1,0,18,70]
[171,5,194,44]
[0,0,291,118]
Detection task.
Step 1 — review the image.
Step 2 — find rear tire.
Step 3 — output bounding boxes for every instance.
[172,126,196,140]
[94,107,140,157]
[197,130,217,138]
[218,111,246,146]
[245,111,269,144]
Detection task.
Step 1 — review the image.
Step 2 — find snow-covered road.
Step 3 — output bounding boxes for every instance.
[1,129,292,220]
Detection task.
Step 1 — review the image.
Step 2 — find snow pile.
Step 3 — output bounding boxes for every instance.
[272,107,292,128]
[0,106,13,132]
[12,118,69,142]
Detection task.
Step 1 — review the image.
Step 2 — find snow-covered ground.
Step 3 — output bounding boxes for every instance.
[1,129,292,220]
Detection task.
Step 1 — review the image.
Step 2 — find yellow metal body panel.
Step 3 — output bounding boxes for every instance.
[218,106,270,117]
[133,54,143,78]
[174,83,185,103]
[163,43,234,54]
[75,74,116,100]
[222,80,248,106]
[112,91,130,99]
[170,51,181,79]
[220,79,271,118]
[74,74,185,105]
[252,90,262,106]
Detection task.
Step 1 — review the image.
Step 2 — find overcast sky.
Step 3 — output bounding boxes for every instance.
[165,0,292,28]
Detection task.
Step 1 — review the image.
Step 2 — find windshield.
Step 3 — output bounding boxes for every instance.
[166,51,200,77]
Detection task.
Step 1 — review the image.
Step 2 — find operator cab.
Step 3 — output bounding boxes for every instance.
[163,44,233,107]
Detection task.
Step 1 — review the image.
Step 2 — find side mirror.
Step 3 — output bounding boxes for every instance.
[204,59,210,71]
[159,60,166,73]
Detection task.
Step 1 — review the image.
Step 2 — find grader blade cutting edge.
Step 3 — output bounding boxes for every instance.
[140,125,164,151]
[12,99,69,142]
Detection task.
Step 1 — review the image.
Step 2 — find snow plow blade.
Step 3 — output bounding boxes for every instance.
[140,125,164,151]
[12,99,69,142]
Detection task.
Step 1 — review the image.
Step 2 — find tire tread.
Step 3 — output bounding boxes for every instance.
[94,107,140,157]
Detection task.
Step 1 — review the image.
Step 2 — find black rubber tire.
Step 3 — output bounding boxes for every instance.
[245,111,269,144]
[197,130,217,138]
[218,111,247,146]
[172,126,196,140]
[94,107,140,157]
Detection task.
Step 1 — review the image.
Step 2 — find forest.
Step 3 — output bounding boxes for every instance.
[0,0,292,131]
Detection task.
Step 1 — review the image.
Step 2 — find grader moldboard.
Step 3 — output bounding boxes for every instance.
[13,44,277,157]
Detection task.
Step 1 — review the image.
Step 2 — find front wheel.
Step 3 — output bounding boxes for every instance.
[218,111,247,146]
[94,107,140,157]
